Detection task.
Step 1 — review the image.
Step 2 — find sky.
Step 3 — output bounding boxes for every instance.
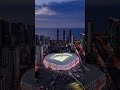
[86,0,120,6]
[86,0,120,32]
[0,0,34,24]
[35,0,85,28]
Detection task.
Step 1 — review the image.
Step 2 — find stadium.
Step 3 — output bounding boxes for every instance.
[43,53,80,71]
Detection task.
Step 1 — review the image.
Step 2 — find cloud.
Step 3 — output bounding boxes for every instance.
[35,0,85,14]
[35,4,42,10]
[35,7,56,15]
[35,0,77,5]
[48,0,85,14]
[35,0,85,28]
[35,17,85,28]
[35,18,48,21]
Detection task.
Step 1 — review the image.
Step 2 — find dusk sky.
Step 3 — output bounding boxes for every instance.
[35,0,85,28]
[87,0,120,32]
[0,0,34,24]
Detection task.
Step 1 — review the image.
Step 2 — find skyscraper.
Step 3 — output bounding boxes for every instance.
[57,29,59,42]
[0,19,2,47]
[85,20,94,55]
[63,29,65,41]
[18,23,26,45]
[0,75,5,90]
[108,17,120,54]
[71,35,74,49]
[0,19,11,46]
[27,25,35,45]
[80,33,85,49]
[0,19,35,90]
[10,23,18,46]
[35,34,39,46]
[69,30,72,43]
[1,47,20,90]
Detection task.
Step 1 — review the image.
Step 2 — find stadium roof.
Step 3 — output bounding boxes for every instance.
[44,53,80,65]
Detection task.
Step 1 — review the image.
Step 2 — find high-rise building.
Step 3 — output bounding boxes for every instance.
[57,29,59,42]
[35,34,39,46]
[108,17,120,54]
[27,25,35,46]
[40,35,47,46]
[85,20,94,55]
[0,19,3,47]
[63,29,65,41]
[0,19,35,90]
[39,36,50,60]
[0,20,11,47]
[1,47,20,90]
[71,35,74,49]
[10,23,18,46]
[0,75,5,90]
[18,23,26,45]
[80,33,85,49]
[69,30,72,43]
[40,45,44,60]
[35,46,40,65]
[46,37,50,46]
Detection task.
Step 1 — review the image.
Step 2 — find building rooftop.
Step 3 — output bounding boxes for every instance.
[44,53,79,65]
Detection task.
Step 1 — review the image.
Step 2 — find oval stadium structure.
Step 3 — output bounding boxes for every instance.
[43,53,80,71]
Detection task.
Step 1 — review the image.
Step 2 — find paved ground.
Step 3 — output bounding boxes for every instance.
[21,64,105,90]
[106,67,120,89]
[85,64,105,87]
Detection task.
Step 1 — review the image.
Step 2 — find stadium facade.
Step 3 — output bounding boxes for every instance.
[43,53,80,71]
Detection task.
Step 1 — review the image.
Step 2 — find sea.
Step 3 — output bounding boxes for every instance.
[35,28,85,40]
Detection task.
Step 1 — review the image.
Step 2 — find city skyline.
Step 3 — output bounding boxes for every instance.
[35,28,84,40]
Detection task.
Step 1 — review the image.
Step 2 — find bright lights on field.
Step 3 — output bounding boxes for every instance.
[50,53,72,62]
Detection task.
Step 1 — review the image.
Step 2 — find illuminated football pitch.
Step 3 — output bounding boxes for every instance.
[43,53,80,70]
[50,53,73,62]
